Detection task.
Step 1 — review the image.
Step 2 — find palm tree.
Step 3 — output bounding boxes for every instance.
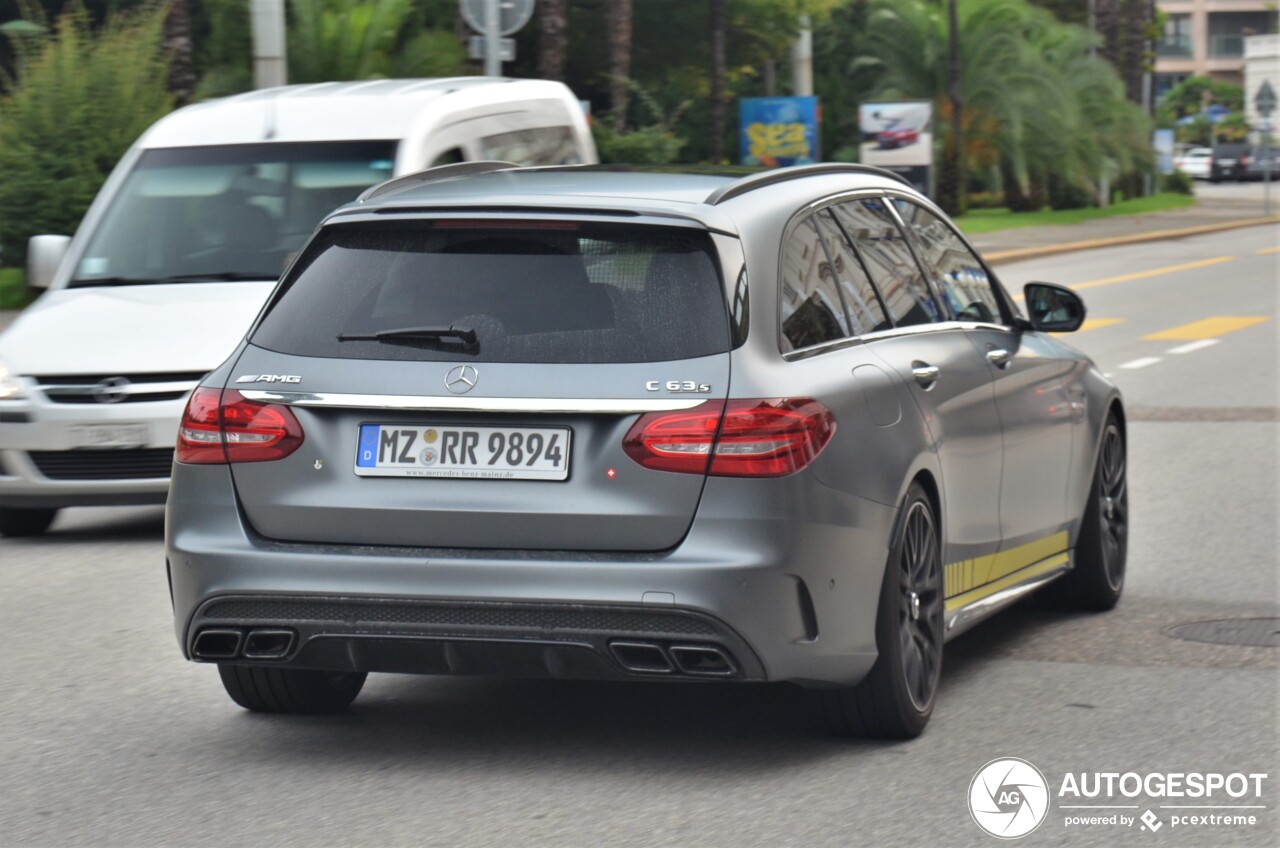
[709,0,726,162]
[608,0,633,131]
[162,0,195,105]
[537,0,568,81]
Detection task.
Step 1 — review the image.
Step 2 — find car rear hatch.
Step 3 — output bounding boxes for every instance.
[212,217,735,552]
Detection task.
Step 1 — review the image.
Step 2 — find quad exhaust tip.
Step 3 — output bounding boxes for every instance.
[191,629,243,660]
[192,628,296,661]
[669,644,736,676]
[242,629,295,659]
[610,641,674,674]
[609,641,738,677]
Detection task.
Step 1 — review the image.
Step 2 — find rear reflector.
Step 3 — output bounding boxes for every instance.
[623,398,835,478]
[177,388,304,464]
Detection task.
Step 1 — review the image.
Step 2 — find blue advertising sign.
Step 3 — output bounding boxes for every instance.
[740,97,819,168]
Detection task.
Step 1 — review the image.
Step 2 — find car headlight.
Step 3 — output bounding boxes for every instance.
[0,359,23,401]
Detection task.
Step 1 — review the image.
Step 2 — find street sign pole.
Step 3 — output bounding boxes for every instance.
[1255,82,1276,217]
[484,0,501,77]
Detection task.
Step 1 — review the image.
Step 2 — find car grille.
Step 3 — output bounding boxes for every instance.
[33,372,205,405]
[28,448,174,480]
[202,598,720,636]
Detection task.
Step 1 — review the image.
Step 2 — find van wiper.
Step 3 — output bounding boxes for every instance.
[68,276,158,288]
[337,325,479,353]
[160,272,278,282]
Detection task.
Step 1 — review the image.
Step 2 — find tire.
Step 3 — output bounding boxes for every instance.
[1046,414,1127,611]
[218,664,366,714]
[822,482,943,739]
[0,507,58,537]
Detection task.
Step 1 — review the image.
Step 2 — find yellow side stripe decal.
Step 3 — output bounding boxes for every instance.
[1142,316,1270,341]
[944,554,1070,613]
[944,531,1069,598]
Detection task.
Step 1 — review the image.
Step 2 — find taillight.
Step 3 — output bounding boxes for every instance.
[177,387,304,464]
[623,398,835,478]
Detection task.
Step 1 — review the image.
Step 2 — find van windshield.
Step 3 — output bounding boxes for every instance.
[68,141,397,287]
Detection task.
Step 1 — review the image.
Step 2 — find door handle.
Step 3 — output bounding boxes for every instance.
[986,348,1012,368]
[911,362,940,388]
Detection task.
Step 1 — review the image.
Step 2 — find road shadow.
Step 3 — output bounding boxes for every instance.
[11,506,166,545]
[199,613,1071,776]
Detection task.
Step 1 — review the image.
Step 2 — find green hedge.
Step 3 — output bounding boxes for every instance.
[0,6,171,268]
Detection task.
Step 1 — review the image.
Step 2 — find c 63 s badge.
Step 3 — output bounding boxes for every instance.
[646,380,711,393]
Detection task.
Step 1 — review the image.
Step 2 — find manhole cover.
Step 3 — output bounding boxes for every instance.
[1166,618,1280,647]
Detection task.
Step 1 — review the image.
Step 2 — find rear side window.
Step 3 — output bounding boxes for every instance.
[780,216,851,351]
[832,200,941,327]
[480,127,582,165]
[812,210,891,336]
[250,222,730,364]
[894,200,1005,324]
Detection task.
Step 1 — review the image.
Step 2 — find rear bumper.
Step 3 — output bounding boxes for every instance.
[166,463,897,687]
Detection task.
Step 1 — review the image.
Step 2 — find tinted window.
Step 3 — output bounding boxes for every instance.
[813,210,891,336]
[780,216,851,351]
[251,222,730,364]
[895,200,1005,324]
[480,127,582,165]
[831,200,941,327]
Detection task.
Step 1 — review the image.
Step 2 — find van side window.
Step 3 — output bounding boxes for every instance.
[429,148,465,167]
[480,127,581,165]
[832,200,941,328]
[780,215,850,352]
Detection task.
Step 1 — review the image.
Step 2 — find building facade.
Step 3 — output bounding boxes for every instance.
[1155,1,1278,98]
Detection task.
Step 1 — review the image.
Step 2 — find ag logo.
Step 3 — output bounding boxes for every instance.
[969,757,1050,839]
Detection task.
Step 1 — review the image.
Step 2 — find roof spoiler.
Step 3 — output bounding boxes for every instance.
[358,160,519,203]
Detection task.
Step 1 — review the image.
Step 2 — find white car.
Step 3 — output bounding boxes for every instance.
[0,78,596,536]
[1174,147,1212,180]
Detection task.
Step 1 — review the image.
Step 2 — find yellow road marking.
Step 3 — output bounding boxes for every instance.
[1143,316,1271,341]
[1011,257,1234,302]
[1256,246,1280,256]
[1070,256,1235,292]
[1051,318,1124,334]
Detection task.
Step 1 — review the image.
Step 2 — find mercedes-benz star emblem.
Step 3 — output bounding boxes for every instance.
[93,376,131,404]
[444,365,479,395]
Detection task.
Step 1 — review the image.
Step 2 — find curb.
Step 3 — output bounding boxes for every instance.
[982,215,1280,266]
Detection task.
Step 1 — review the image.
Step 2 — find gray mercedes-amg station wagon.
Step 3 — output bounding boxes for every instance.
[166,163,1127,738]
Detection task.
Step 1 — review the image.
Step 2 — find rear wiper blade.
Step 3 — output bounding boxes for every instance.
[337,325,479,352]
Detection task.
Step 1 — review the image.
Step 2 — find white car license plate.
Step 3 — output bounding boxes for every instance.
[70,423,149,448]
[354,424,571,480]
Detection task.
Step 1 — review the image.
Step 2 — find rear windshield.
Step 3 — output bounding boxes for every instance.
[250,221,731,364]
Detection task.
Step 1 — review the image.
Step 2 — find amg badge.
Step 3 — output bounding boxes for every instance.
[235,375,302,384]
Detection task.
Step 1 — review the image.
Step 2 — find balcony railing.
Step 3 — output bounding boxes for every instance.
[1157,38,1194,58]
[1208,34,1246,58]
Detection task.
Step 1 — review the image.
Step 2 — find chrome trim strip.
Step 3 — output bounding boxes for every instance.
[238,390,708,414]
[782,320,972,361]
[42,381,198,396]
[942,555,1073,641]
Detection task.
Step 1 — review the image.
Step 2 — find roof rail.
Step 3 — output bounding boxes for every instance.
[704,163,913,206]
[358,160,518,203]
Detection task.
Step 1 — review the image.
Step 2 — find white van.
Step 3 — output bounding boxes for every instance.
[0,77,596,535]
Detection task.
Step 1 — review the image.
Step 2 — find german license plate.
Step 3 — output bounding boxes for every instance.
[355,424,571,480]
[70,423,149,448]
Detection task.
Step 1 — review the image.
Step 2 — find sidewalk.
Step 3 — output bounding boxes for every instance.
[970,189,1279,264]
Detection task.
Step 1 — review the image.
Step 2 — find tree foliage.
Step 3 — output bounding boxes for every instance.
[0,3,171,265]
[288,0,464,83]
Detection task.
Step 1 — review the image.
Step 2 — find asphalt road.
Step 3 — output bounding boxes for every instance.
[0,226,1276,848]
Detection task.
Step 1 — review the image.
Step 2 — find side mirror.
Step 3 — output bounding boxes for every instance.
[27,235,71,289]
[1023,282,1086,333]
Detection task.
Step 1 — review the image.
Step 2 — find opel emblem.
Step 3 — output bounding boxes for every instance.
[92,376,131,404]
[444,364,479,394]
